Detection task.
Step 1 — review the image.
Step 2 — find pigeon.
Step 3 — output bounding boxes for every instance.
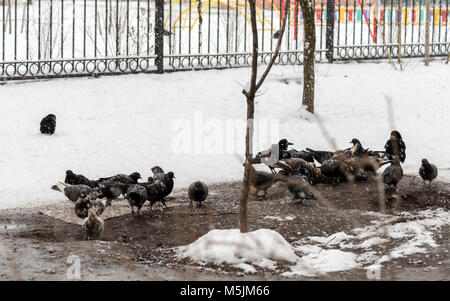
[64,170,99,188]
[74,194,105,219]
[305,148,334,164]
[287,149,315,163]
[273,29,281,39]
[142,181,167,210]
[96,181,129,207]
[383,160,403,188]
[159,171,175,199]
[287,174,315,201]
[384,130,406,163]
[249,165,284,198]
[51,182,98,202]
[97,172,141,185]
[40,114,56,135]
[82,208,105,240]
[419,159,438,187]
[125,184,148,215]
[274,158,316,183]
[345,138,366,157]
[255,139,294,171]
[148,166,165,182]
[188,181,208,207]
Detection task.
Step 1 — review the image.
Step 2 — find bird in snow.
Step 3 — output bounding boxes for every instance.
[384,130,406,163]
[419,159,438,187]
[188,181,209,207]
[125,184,148,215]
[64,170,99,188]
[383,159,403,189]
[74,193,105,219]
[82,208,105,240]
[40,114,56,135]
[51,182,98,202]
[97,172,141,185]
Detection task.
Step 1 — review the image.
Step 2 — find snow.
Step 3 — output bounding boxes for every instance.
[176,229,299,270]
[0,58,449,209]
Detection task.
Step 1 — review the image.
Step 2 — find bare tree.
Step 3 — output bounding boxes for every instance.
[425,0,431,66]
[239,0,290,233]
[298,0,316,113]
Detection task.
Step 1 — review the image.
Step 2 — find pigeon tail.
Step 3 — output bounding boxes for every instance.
[52,182,70,192]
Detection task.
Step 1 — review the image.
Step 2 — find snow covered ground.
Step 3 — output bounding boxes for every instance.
[0,57,449,209]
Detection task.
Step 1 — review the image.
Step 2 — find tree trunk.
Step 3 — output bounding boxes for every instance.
[239,0,258,233]
[299,0,316,113]
[239,0,290,233]
[425,0,431,66]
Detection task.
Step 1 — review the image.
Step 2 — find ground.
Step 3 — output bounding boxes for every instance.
[1,175,449,280]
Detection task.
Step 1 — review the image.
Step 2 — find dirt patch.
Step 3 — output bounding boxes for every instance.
[0,175,449,280]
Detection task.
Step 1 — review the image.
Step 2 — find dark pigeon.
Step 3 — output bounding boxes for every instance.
[384,130,406,163]
[40,114,56,135]
[64,170,99,188]
[97,172,141,185]
[383,161,403,188]
[125,184,148,215]
[188,181,209,207]
[75,195,105,219]
[305,148,334,164]
[287,149,315,163]
[419,159,438,187]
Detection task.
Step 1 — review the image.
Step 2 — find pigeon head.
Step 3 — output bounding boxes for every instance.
[167,172,175,179]
[391,130,402,140]
[66,170,74,176]
[421,158,429,166]
[46,114,56,121]
[129,172,141,181]
[151,166,164,175]
[278,139,293,150]
[350,138,361,145]
[80,190,88,199]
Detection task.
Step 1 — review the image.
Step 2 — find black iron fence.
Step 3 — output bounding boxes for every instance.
[0,0,449,80]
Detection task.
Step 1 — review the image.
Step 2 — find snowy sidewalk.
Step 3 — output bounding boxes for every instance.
[0,58,449,209]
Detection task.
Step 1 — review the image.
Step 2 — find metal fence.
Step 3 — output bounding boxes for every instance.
[0,0,449,80]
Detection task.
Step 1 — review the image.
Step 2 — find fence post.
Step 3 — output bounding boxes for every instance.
[325,0,335,63]
[155,0,164,73]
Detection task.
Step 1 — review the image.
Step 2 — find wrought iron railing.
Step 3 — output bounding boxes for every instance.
[0,0,449,80]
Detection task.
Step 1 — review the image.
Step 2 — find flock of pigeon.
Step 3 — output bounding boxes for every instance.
[42,114,438,240]
[51,167,208,240]
[249,131,438,202]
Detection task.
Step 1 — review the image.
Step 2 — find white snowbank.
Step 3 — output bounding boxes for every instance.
[177,229,299,271]
[1,59,449,208]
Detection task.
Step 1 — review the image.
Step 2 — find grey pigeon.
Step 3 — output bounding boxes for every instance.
[287,174,315,201]
[188,181,209,207]
[52,182,98,202]
[419,159,438,187]
[126,184,148,215]
[383,161,403,188]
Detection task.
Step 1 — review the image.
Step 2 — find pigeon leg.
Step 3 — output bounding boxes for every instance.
[137,208,141,216]
[161,199,168,208]
[131,206,135,214]
[105,199,112,207]
[149,204,153,211]
[189,199,193,207]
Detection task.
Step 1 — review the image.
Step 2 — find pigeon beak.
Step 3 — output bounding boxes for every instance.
[288,142,293,145]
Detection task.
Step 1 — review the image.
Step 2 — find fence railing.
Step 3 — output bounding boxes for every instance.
[0,0,449,80]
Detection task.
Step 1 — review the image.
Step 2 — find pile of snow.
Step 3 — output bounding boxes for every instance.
[0,59,449,209]
[263,215,296,222]
[176,229,298,273]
